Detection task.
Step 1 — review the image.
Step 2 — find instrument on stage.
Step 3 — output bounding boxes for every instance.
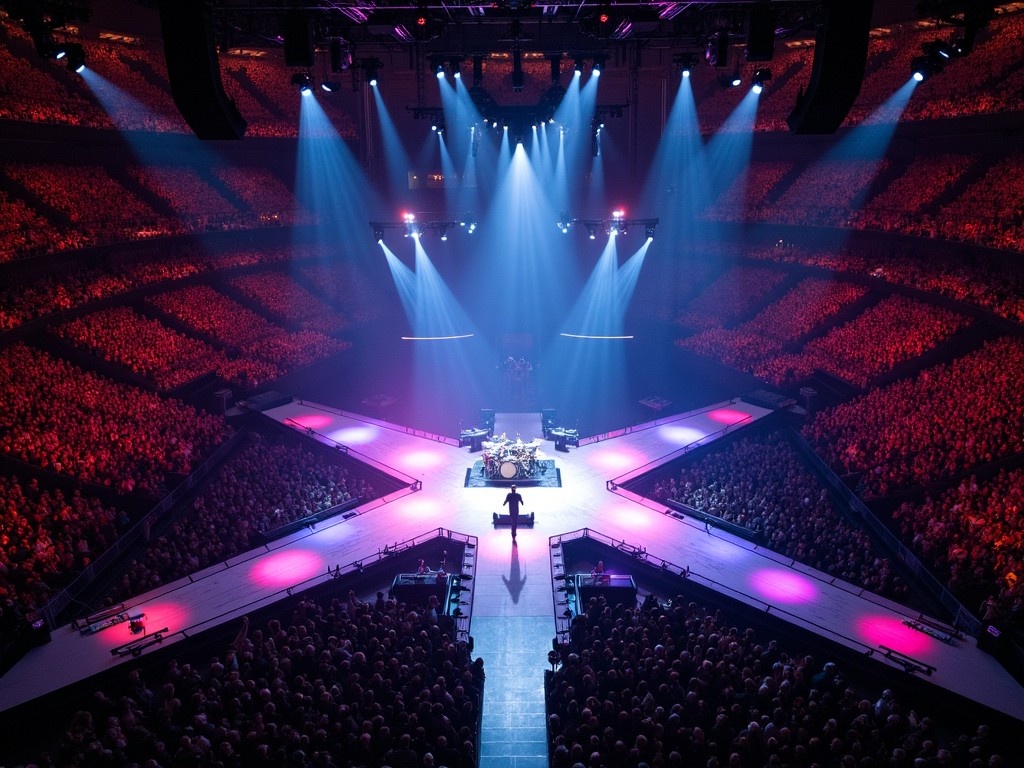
[482,433,544,479]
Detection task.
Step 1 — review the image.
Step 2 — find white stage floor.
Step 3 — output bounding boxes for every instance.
[2,398,1023,724]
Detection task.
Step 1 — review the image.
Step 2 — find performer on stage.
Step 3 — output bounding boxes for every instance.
[503,484,524,542]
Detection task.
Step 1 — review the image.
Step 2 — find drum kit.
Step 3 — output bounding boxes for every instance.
[482,433,542,480]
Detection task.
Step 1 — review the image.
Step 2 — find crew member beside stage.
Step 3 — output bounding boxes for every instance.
[503,484,524,542]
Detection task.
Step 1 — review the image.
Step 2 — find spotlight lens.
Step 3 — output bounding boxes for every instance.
[370,77,378,87]
[593,68,601,77]
[752,83,763,94]
[74,64,86,74]
[913,71,924,82]
[454,71,461,79]
[436,70,444,79]
[682,69,690,78]
[731,77,742,87]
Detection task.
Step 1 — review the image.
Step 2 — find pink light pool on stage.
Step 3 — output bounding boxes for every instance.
[855,614,932,656]
[251,549,324,588]
[395,495,443,523]
[586,446,648,472]
[130,599,190,635]
[288,414,334,430]
[657,424,708,446]
[328,425,379,445]
[749,568,818,604]
[398,448,447,470]
[707,408,752,426]
[608,503,656,531]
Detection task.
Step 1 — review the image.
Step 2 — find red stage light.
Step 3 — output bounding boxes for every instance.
[599,13,610,23]
[417,16,427,26]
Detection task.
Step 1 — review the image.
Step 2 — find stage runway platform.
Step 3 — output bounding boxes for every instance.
[2,397,1023,727]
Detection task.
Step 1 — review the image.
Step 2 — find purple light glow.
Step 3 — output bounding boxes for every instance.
[398,449,447,470]
[586,446,648,471]
[327,426,378,445]
[749,568,818,604]
[657,424,708,445]
[251,549,324,588]
[609,503,655,531]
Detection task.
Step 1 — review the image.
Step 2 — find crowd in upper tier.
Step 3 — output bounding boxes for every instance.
[893,469,1024,618]
[0,343,231,496]
[803,336,1024,498]
[753,295,970,388]
[548,593,1005,768]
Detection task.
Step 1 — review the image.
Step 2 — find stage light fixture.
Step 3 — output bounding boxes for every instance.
[439,226,449,241]
[752,67,772,94]
[59,42,86,73]
[911,55,937,82]
[731,72,742,87]
[574,57,584,75]
[645,223,656,239]
[366,60,380,87]
[290,72,313,94]
[321,80,341,92]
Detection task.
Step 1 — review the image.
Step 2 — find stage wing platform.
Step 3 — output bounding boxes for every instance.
[2,399,1023,726]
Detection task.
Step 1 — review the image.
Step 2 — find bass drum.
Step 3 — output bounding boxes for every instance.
[499,460,519,479]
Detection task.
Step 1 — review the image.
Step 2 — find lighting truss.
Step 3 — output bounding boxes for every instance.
[370,215,476,242]
[558,216,658,238]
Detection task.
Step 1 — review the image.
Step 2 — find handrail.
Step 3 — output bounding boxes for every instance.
[578,397,745,447]
[606,411,755,489]
[790,429,982,636]
[548,527,910,661]
[280,415,421,486]
[292,399,461,446]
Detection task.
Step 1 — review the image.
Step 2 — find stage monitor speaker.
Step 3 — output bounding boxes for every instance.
[745,5,776,62]
[158,1,246,140]
[786,0,874,135]
[283,11,314,67]
[479,408,495,425]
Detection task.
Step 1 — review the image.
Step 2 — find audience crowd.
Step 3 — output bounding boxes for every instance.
[229,273,352,335]
[0,474,129,618]
[0,343,231,495]
[893,469,1024,617]
[744,241,1024,326]
[649,431,906,599]
[105,435,385,602]
[756,295,970,388]
[148,284,350,372]
[58,306,231,391]
[679,278,868,372]
[54,592,481,768]
[676,266,787,332]
[548,594,1005,768]
[213,167,315,226]
[804,336,1024,498]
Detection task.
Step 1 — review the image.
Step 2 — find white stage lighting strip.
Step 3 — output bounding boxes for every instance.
[559,333,634,340]
[401,334,475,341]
